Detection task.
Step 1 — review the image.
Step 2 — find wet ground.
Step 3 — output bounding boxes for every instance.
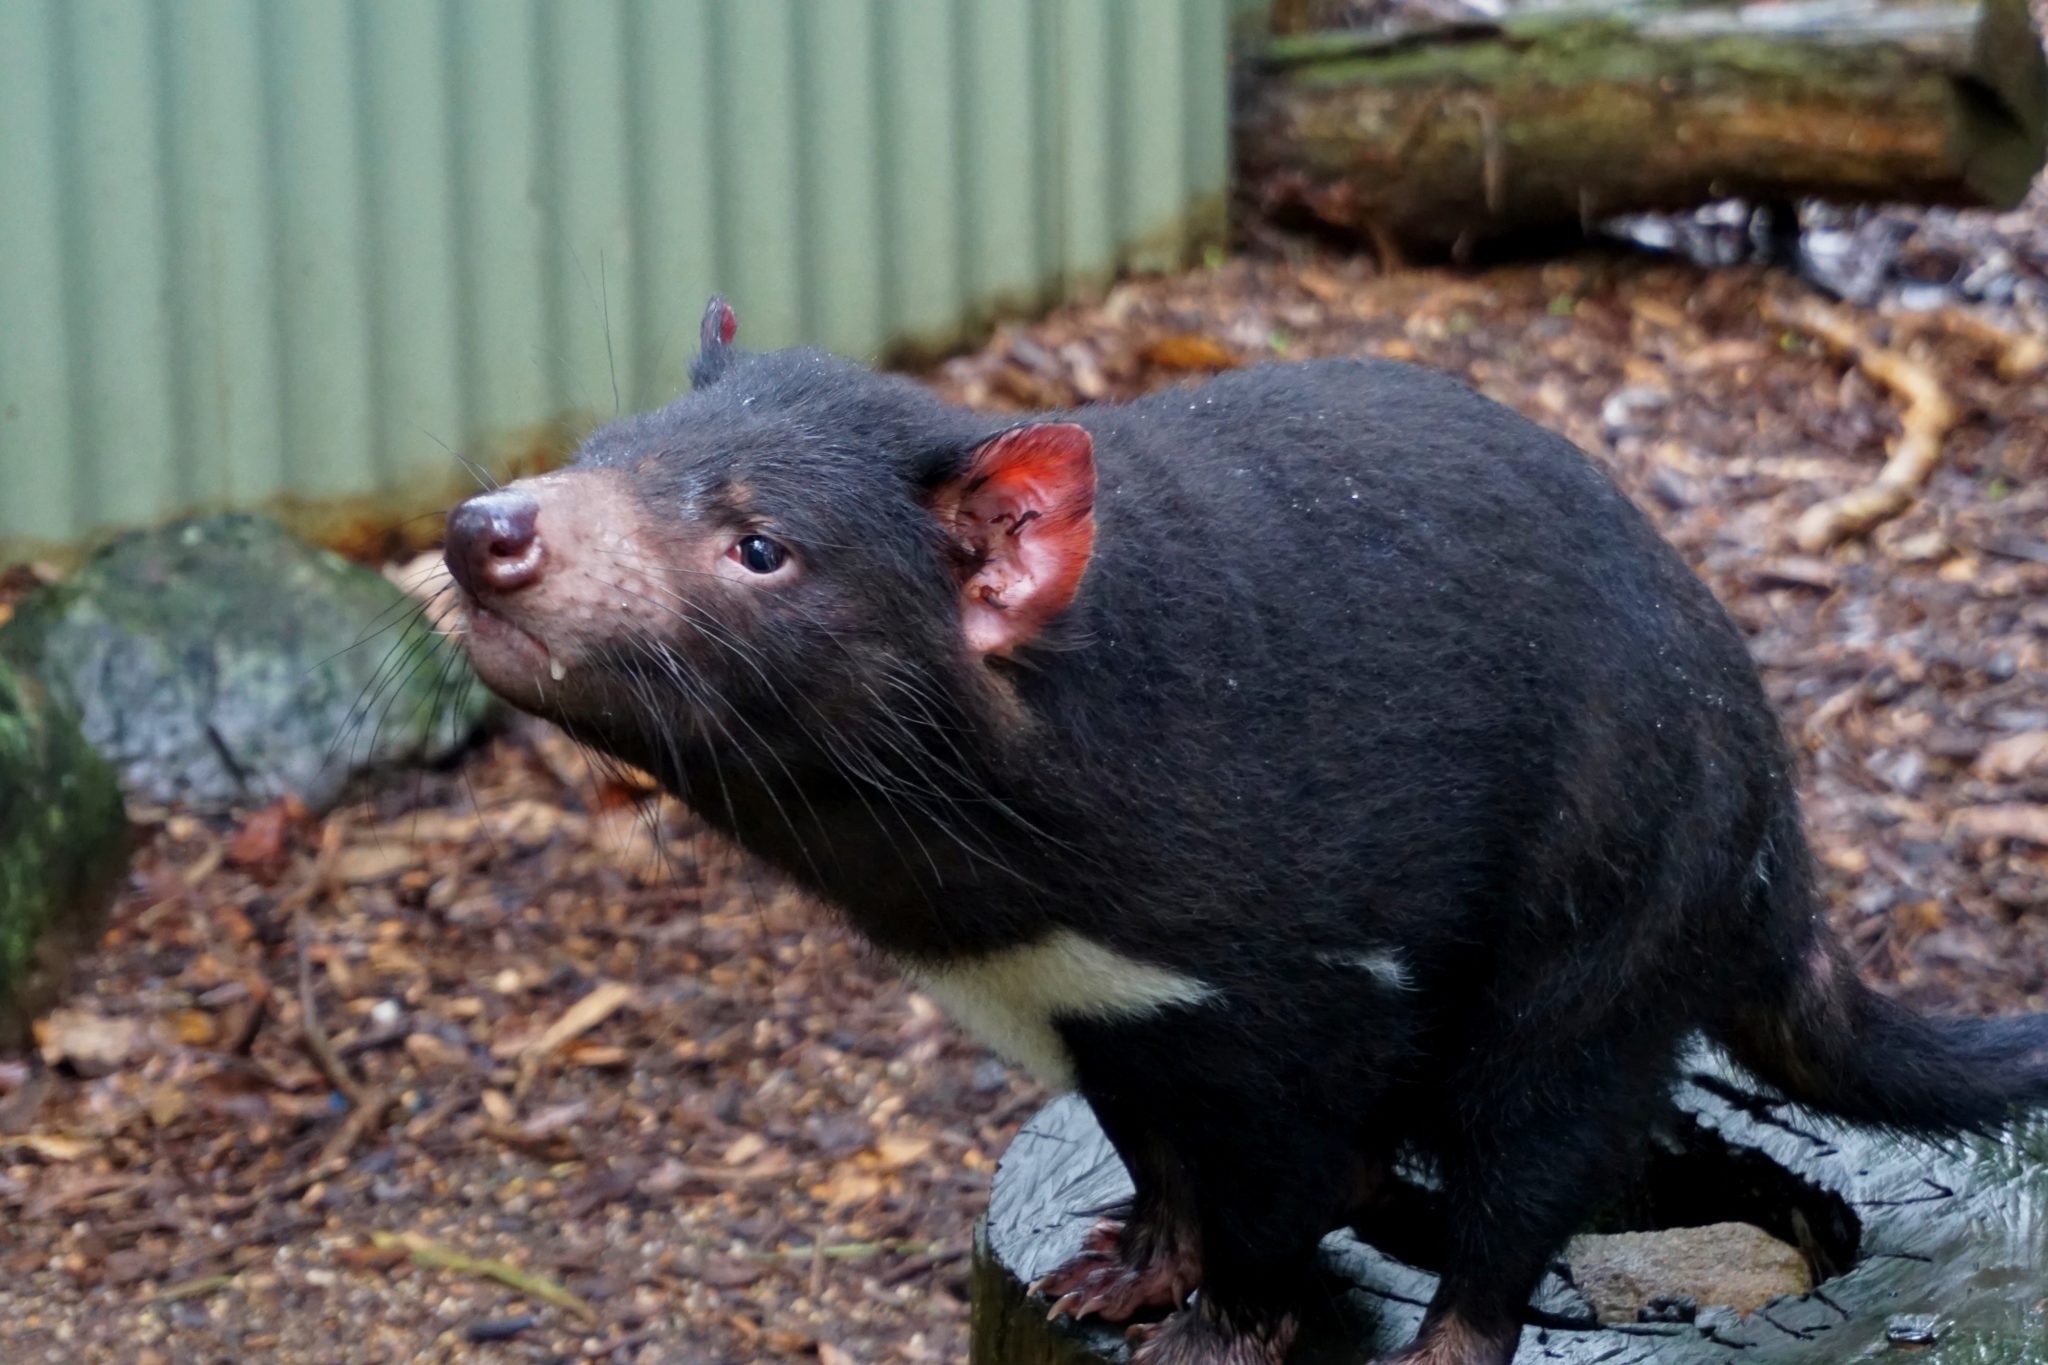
[3,193,2047,1363]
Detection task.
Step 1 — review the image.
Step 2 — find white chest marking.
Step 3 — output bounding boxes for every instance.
[910,929,1220,1089]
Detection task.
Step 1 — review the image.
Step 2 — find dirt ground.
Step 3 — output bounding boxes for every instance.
[4,204,2047,1364]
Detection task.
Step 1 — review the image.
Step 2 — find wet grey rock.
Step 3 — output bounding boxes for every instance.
[1567,1223,1810,1323]
[0,515,490,813]
[976,1053,2048,1363]
[0,657,126,1047]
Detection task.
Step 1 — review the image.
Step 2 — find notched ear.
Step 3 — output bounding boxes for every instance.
[702,295,738,348]
[930,423,1096,658]
[691,296,739,388]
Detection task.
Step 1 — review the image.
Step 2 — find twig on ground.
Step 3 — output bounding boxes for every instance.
[1764,294,1960,553]
[226,984,269,1058]
[292,911,395,1170]
[294,914,366,1110]
[149,1274,237,1304]
[370,1231,598,1322]
[313,1085,396,1168]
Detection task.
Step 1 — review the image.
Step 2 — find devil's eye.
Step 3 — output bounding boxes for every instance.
[733,535,788,574]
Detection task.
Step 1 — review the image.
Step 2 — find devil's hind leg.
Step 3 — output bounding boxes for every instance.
[1384,1017,1689,1365]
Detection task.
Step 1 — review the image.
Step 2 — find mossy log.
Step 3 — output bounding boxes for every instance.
[0,659,126,1048]
[1237,0,2048,256]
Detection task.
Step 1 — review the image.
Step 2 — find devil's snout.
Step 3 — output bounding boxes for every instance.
[446,490,544,598]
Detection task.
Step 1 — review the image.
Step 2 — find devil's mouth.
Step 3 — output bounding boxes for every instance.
[460,600,565,684]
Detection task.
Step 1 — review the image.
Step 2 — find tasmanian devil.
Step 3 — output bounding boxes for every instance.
[442,297,2048,1365]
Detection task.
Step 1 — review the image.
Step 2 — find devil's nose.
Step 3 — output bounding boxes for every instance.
[445,490,544,597]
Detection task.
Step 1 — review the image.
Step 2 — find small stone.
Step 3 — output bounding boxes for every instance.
[1566,1222,1811,1323]
[1886,1314,1941,1349]
[464,1315,538,1343]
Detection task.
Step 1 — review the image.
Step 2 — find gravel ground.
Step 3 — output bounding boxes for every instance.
[4,208,2046,1364]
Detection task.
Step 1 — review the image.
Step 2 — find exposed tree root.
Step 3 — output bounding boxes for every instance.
[1904,307,2048,381]
[1764,294,1960,553]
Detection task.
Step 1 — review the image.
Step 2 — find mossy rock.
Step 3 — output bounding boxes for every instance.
[975,1055,2048,1363]
[0,514,491,813]
[0,658,126,1048]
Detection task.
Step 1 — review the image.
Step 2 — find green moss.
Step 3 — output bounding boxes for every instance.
[0,658,126,1046]
[0,514,494,812]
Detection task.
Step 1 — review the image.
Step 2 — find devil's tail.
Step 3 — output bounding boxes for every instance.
[1714,825,2048,1135]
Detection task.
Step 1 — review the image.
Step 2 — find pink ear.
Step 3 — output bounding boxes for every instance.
[933,424,1096,657]
[702,295,737,349]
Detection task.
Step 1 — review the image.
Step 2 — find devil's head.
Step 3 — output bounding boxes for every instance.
[443,298,1099,783]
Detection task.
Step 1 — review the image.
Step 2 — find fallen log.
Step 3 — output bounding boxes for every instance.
[1238,0,2048,257]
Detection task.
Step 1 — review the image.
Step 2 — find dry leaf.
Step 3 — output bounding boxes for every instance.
[1953,805,2048,846]
[336,1243,410,1272]
[35,1007,148,1074]
[145,1084,189,1129]
[1628,296,1688,330]
[521,982,635,1062]
[366,941,424,976]
[1680,339,1768,372]
[725,1151,795,1183]
[697,1256,765,1289]
[513,1101,590,1143]
[812,1169,885,1209]
[875,1136,933,1171]
[1143,333,1239,371]
[403,1032,469,1072]
[1294,267,1353,303]
[1748,557,1839,592]
[7,1132,92,1162]
[722,1133,768,1167]
[564,1042,629,1069]
[170,1009,218,1047]
[1978,732,2048,780]
[642,1158,691,1197]
[333,843,418,885]
[225,797,307,878]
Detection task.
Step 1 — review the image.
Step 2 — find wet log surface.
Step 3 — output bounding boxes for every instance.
[974,1056,2048,1363]
[1238,0,2048,256]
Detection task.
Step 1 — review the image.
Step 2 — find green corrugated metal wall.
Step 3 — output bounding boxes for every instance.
[0,0,1232,550]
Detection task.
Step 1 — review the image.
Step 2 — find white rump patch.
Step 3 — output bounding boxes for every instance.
[910,930,1220,1089]
[1318,949,1412,992]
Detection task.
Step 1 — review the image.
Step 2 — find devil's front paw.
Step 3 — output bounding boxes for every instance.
[1030,1216,1196,1324]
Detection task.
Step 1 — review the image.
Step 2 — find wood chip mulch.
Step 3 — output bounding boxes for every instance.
[4,223,2046,1363]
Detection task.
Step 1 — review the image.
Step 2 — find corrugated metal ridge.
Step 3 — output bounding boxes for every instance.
[0,0,1231,551]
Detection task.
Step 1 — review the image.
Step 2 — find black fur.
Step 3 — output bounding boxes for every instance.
[464,313,2048,1364]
